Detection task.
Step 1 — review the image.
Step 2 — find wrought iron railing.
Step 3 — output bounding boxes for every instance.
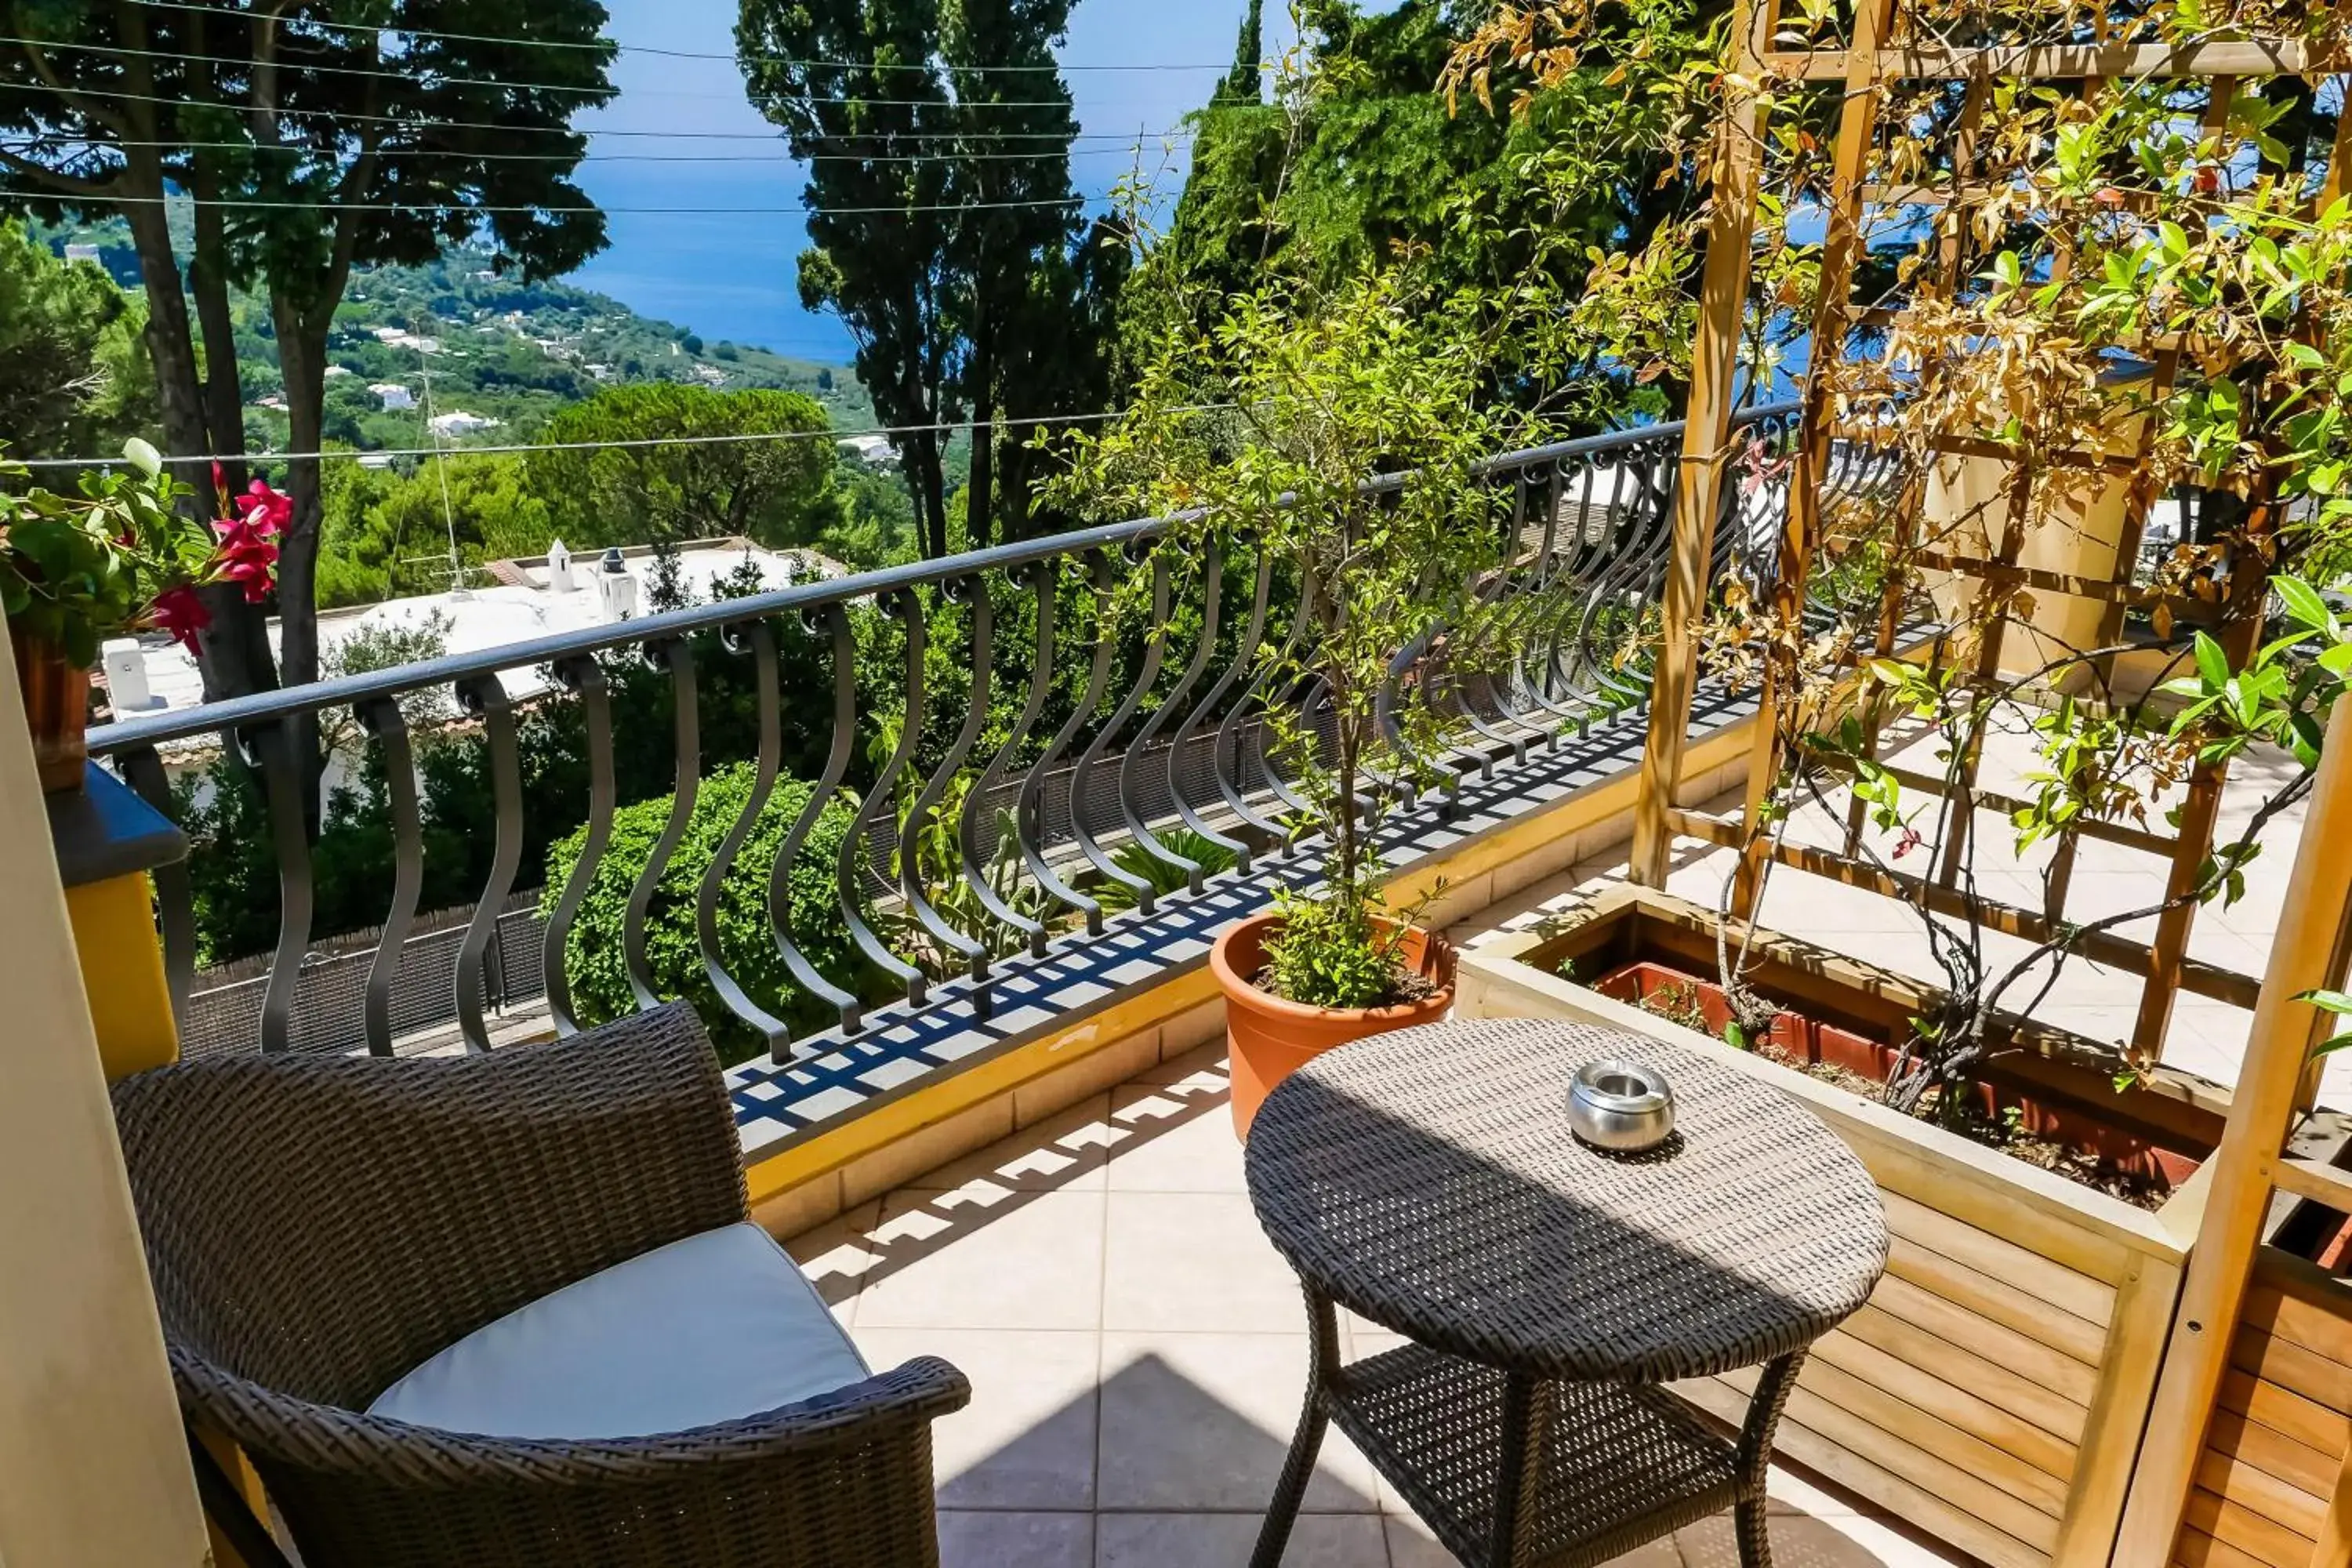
[92,403,1802,1065]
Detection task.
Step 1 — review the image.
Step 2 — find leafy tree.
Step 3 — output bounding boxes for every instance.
[314,452,555,608]
[0,0,618,703]
[0,220,154,459]
[1120,0,1720,425]
[739,0,960,557]
[524,383,838,550]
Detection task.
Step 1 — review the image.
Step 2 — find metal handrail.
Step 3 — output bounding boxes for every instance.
[85,404,1798,758]
[107,400,1808,1065]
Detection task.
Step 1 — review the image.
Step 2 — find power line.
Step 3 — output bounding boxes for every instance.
[13,400,1243,470]
[2,133,1191,165]
[0,81,1194,143]
[36,189,1090,216]
[114,0,1234,73]
[0,34,1106,107]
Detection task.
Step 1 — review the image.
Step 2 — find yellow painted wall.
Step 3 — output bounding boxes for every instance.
[67,870,180,1081]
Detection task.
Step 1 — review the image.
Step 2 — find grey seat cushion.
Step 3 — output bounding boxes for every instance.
[368,1221,869,1440]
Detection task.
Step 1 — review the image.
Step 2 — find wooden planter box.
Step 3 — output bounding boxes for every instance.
[1456,887,2223,1568]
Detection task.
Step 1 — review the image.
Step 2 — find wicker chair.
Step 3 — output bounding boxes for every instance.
[112,1003,970,1568]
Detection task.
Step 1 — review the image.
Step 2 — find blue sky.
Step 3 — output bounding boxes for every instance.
[568,0,1295,365]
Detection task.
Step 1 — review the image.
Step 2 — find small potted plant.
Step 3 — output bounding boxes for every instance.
[2,439,285,790]
[1051,269,1530,1134]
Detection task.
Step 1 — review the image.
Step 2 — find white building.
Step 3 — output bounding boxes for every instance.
[370,383,415,411]
[838,434,896,467]
[322,365,353,379]
[427,411,499,439]
[63,242,101,263]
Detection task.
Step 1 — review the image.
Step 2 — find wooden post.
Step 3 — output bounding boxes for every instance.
[1727,0,1896,918]
[2112,691,2352,1565]
[1628,0,1774,888]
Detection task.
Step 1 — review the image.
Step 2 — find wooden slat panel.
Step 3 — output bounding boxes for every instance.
[2209,1410,2343,1499]
[1860,1149,2145,1287]
[2270,1156,2352,1214]
[2237,1328,2352,1417]
[1725,1358,2070,1515]
[2243,1281,2352,1370]
[1773,1380,2062,1551]
[1886,1234,2111,1365]
[1679,1376,2053,1568]
[1843,1305,2092,1443]
[2192,1479,2326,1568]
[2175,1523,2280,1568]
[2197,1446,2330,1541]
[1812,1327,2081,1479]
[1881,1190,2119,1325]
[1871,1273,2100,1406]
[2220,1369,2352,1460]
[2184,1483,2321,1565]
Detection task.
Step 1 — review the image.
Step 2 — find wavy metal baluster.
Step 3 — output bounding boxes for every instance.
[1258,572,1327,828]
[770,603,861,1053]
[1223,558,1316,849]
[836,588,929,1021]
[898,575,994,998]
[541,655,614,1037]
[1125,534,1223,894]
[453,673,522,1054]
[623,638,699,1012]
[355,696,423,1057]
[118,746,194,1032]
[964,563,1057,959]
[241,719,313,1055]
[1073,548,1169,916]
[1018,553,1118,935]
[1451,468,1541,769]
[698,619,793,1046]
[1499,459,1589,739]
[1177,537,1272,871]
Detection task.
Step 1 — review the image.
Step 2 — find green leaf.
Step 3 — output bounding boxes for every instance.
[2273,576,2332,633]
[2193,630,2229,691]
[122,437,161,478]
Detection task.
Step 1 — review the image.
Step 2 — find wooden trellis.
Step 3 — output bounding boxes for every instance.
[1632,0,2340,1063]
[1628,5,2352,1564]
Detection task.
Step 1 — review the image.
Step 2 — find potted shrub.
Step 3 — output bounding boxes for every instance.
[1,441,285,790]
[1051,268,1535,1134]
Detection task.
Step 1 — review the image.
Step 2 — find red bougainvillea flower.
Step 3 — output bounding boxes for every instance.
[211,517,280,603]
[206,477,289,603]
[237,477,292,537]
[151,583,212,654]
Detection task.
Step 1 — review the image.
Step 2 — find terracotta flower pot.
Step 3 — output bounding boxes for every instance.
[10,625,89,793]
[1210,912,1456,1139]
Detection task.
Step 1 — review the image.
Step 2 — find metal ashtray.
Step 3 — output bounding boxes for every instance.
[1567,1059,1677,1152]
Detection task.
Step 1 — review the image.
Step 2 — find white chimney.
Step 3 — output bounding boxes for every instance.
[546,538,575,593]
[100,637,153,711]
[597,547,637,623]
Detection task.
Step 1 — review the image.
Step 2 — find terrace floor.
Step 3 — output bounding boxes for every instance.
[779,729,2319,1567]
[786,1033,1972,1568]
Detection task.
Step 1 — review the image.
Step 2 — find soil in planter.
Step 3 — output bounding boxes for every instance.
[1250,964,1443,1010]
[1585,958,2179,1212]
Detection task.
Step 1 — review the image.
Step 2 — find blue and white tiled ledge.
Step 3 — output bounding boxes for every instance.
[724,688,1758,1159]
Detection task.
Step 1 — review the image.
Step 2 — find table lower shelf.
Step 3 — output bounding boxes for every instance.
[1329,1342,1747,1568]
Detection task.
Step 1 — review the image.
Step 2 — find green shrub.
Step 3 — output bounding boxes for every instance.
[543,763,879,1062]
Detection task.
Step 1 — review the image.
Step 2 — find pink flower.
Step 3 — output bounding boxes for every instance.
[1892,826,1922,860]
[211,518,280,602]
[238,478,292,537]
[208,477,289,603]
[151,584,212,654]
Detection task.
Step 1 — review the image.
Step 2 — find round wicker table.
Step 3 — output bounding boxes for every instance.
[1242,1017,1887,1568]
